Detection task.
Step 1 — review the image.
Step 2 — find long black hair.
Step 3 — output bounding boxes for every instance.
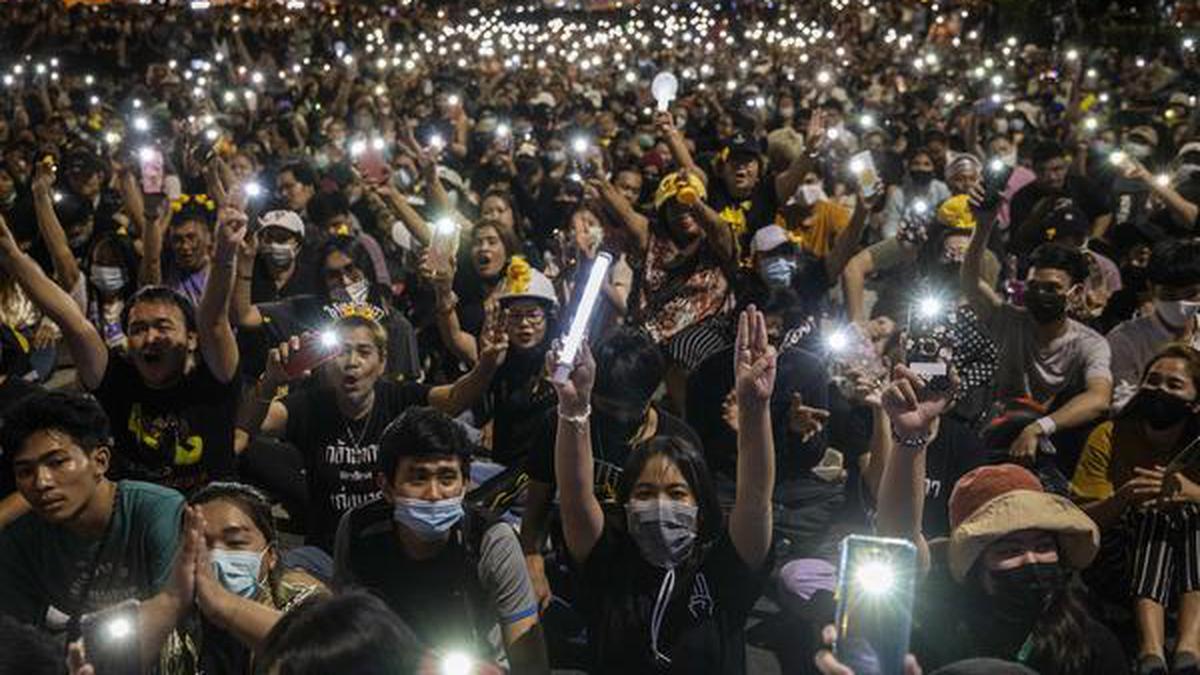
[964,561,1092,675]
[315,235,390,308]
[616,436,723,546]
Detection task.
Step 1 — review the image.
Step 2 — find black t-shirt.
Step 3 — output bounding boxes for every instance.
[577,521,771,675]
[686,346,829,480]
[526,404,701,500]
[707,176,779,258]
[249,255,320,305]
[283,379,430,552]
[94,354,240,494]
[921,416,988,539]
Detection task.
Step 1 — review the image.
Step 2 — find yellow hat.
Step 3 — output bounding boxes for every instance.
[936,194,977,231]
[654,171,707,211]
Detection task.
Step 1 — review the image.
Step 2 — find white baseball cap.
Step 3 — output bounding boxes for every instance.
[258,210,305,239]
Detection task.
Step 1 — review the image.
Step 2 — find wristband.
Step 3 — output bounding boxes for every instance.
[558,404,591,426]
[1035,416,1057,436]
[891,429,931,448]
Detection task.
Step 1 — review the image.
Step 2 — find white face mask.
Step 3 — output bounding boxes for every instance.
[999,150,1018,168]
[1126,142,1154,160]
[1155,298,1200,328]
[800,183,827,207]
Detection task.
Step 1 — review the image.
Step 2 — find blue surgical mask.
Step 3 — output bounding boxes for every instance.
[392,495,464,541]
[759,257,796,288]
[211,548,266,598]
[90,265,127,293]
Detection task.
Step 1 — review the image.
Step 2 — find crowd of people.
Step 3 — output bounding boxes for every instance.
[0,0,1199,673]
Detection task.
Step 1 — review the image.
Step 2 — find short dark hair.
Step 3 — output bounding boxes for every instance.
[0,391,111,470]
[259,591,425,675]
[1148,239,1200,288]
[1028,243,1089,285]
[278,161,318,189]
[122,285,197,332]
[1031,140,1067,166]
[307,191,352,228]
[593,328,665,407]
[617,436,723,545]
[376,407,473,482]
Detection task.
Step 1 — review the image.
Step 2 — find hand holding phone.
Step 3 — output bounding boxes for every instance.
[834,535,918,675]
[849,151,881,199]
[282,330,342,380]
[80,599,141,675]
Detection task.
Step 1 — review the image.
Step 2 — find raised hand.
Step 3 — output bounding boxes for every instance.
[215,205,249,256]
[546,339,595,417]
[478,302,509,370]
[880,364,955,441]
[789,393,831,441]
[734,305,778,409]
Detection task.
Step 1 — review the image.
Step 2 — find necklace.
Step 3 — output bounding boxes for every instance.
[342,395,377,451]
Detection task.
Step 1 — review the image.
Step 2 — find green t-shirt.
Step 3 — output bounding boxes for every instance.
[0,480,184,628]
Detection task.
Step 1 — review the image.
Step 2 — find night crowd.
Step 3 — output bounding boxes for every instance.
[1,1,1200,674]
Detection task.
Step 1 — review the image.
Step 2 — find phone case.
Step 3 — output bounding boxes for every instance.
[834,535,918,675]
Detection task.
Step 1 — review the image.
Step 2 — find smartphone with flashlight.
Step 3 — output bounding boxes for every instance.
[834,535,918,675]
[139,146,164,195]
[80,599,141,675]
[284,330,341,379]
[905,295,952,390]
[428,218,459,274]
[848,151,880,199]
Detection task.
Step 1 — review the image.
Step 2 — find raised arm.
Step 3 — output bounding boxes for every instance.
[841,248,875,324]
[825,189,875,282]
[371,184,432,247]
[587,177,649,253]
[421,253,480,365]
[729,307,778,569]
[875,365,955,574]
[139,203,169,288]
[0,215,107,389]
[197,205,245,383]
[654,112,706,184]
[960,188,1002,321]
[30,162,81,291]
[548,343,604,565]
[230,231,264,329]
[427,313,505,416]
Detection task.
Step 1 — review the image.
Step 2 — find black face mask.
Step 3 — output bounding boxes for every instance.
[1024,289,1067,324]
[969,562,1065,648]
[910,169,935,186]
[1128,388,1194,430]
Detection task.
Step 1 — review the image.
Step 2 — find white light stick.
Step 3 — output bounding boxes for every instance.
[651,71,678,112]
[553,251,613,383]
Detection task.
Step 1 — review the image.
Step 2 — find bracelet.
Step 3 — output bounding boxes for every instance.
[558,404,591,426]
[1035,416,1057,436]
[237,274,254,281]
[891,429,931,448]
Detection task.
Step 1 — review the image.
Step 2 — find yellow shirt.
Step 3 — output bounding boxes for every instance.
[776,200,851,260]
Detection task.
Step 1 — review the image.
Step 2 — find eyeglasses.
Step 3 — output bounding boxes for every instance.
[506,309,546,326]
